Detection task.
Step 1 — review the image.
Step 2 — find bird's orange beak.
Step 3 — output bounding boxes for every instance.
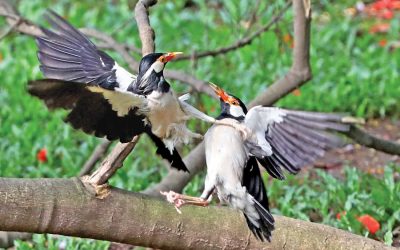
[209,82,229,102]
[164,52,183,62]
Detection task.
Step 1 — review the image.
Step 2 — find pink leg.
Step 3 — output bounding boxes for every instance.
[160,191,209,214]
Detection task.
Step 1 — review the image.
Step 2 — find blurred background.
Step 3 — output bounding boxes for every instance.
[0,0,399,248]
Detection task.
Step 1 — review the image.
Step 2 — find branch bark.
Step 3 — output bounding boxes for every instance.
[134,0,157,56]
[0,178,393,250]
[345,125,400,156]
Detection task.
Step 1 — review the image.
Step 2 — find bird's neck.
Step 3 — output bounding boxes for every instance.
[129,73,170,95]
[216,113,245,121]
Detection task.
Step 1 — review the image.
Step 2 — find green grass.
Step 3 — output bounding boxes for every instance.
[0,0,399,248]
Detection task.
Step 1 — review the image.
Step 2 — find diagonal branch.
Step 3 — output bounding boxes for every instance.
[0,177,392,250]
[175,1,292,61]
[345,125,400,156]
[79,140,113,177]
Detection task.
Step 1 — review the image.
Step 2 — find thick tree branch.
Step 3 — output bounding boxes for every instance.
[175,1,292,61]
[0,178,392,250]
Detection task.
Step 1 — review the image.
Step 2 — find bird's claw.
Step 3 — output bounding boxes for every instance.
[160,190,185,214]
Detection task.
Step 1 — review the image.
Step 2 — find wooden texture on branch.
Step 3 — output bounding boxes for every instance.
[134,0,157,55]
[345,125,400,156]
[0,178,393,250]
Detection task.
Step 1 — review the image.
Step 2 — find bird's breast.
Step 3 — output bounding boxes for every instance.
[147,91,187,138]
[205,121,248,182]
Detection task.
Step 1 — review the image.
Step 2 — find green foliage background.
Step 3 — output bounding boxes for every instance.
[0,0,399,248]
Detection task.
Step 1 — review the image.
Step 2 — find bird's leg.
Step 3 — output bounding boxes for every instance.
[214,120,252,140]
[160,191,209,214]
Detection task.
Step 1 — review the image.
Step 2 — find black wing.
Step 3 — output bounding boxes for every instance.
[246,107,349,179]
[242,157,274,242]
[28,79,146,142]
[28,79,188,172]
[37,10,135,90]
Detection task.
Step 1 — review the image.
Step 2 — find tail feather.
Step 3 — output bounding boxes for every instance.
[243,197,275,242]
[241,157,275,241]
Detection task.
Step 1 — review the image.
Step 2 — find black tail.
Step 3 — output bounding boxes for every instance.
[242,157,275,241]
[244,198,275,242]
[146,131,189,172]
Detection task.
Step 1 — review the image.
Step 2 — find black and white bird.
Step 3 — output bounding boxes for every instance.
[28,11,247,172]
[162,83,350,241]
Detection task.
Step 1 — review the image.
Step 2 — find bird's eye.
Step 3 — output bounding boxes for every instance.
[231,100,239,105]
[159,56,166,63]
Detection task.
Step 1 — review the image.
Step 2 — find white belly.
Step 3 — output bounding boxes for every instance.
[205,122,248,186]
[147,91,187,138]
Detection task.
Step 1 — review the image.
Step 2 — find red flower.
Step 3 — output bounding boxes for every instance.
[378,39,388,47]
[357,215,380,234]
[336,211,347,220]
[37,148,47,163]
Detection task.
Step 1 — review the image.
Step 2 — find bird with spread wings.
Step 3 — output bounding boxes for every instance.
[162,83,351,241]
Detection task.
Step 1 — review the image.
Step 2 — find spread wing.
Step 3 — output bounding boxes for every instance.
[244,106,349,179]
[28,79,189,172]
[28,79,148,142]
[36,10,135,90]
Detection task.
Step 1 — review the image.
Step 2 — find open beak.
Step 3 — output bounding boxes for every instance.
[209,82,229,102]
[164,52,183,62]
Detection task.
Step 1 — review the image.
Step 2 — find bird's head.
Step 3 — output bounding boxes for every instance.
[209,82,247,119]
[138,52,182,76]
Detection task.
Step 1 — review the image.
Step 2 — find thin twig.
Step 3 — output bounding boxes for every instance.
[175,1,292,61]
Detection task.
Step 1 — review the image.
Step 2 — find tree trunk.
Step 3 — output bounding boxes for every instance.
[0,178,392,250]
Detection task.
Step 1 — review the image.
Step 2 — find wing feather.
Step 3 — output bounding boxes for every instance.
[37,10,136,90]
[28,79,147,142]
[245,106,349,179]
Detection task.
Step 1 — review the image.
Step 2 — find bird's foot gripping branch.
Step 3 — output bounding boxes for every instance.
[161,190,209,214]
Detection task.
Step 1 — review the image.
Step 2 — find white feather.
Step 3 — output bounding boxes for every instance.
[204,123,260,224]
[230,105,245,117]
[244,106,287,156]
[112,63,136,91]
[87,86,147,117]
